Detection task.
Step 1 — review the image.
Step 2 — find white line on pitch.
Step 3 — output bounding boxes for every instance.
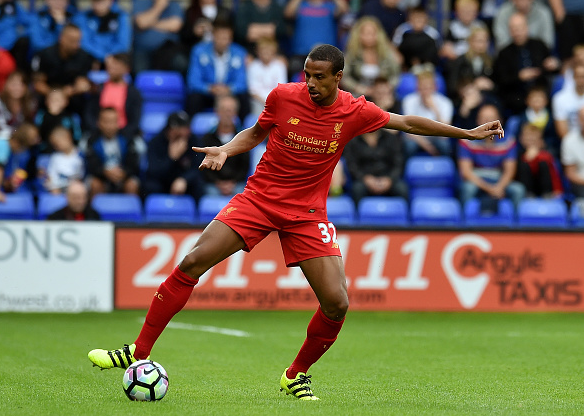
[138,318,251,337]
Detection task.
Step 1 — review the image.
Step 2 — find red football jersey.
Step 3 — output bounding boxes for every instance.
[247,82,391,213]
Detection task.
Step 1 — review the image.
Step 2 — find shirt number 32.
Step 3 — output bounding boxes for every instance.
[318,222,338,244]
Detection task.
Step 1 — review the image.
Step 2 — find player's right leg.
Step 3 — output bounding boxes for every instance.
[88,220,245,370]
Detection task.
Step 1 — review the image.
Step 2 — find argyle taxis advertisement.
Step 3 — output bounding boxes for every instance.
[115,229,584,311]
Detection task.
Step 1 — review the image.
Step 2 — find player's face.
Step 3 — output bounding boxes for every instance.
[304,59,342,107]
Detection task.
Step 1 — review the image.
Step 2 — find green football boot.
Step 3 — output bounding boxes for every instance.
[280,368,320,400]
[88,343,147,370]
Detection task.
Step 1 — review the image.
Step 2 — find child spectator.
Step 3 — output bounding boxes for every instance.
[35,87,82,151]
[85,107,140,196]
[441,0,487,61]
[517,86,558,156]
[45,126,84,193]
[0,123,39,198]
[516,123,563,199]
[392,6,441,69]
[247,37,287,115]
[73,0,131,63]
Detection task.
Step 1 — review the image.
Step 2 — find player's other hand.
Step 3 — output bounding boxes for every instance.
[469,120,504,141]
[192,146,228,170]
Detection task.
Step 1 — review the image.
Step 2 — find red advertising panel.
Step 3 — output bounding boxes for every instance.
[115,229,584,311]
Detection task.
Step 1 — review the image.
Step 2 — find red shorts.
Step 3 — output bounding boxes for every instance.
[214,191,342,267]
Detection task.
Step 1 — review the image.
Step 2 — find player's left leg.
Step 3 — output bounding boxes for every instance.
[280,256,348,400]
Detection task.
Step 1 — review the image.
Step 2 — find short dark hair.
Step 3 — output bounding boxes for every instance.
[110,52,131,68]
[307,44,344,74]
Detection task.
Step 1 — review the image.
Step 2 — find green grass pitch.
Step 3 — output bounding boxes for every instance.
[1,310,583,416]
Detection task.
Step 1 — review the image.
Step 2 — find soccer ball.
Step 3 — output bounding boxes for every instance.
[122,360,169,401]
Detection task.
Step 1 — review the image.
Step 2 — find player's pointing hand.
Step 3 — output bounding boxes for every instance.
[192,146,228,170]
[469,120,505,141]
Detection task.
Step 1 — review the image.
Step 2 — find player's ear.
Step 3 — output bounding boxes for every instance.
[335,70,343,82]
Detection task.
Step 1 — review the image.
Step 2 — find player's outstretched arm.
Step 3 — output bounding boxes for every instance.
[385,114,504,141]
[192,122,269,170]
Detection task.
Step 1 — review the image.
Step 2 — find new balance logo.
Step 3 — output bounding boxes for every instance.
[287,117,300,125]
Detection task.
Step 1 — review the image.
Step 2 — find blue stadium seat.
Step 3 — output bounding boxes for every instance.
[395,71,447,100]
[517,198,568,228]
[198,195,231,223]
[88,70,131,85]
[405,156,456,200]
[91,194,143,223]
[464,198,515,227]
[570,199,584,227]
[37,193,67,219]
[0,193,35,219]
[327,195,355,226]
[411,197,462,227]
[142,101,184,114]
[358,196,409,226]
[140,111,169,141]
[135,71,185,104]
[145,194,197,224]
[191,112,218,137]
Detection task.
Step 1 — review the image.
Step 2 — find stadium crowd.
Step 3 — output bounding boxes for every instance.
[1,0,584,225]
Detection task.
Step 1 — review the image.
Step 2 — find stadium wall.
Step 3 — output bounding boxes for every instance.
[2,222,583,312]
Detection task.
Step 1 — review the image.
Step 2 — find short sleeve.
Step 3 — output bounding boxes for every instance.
[561,133,577,166]
[458,141,472,160]
[354,99,391,136]
[258,85,279,130]
[552,92,568,121]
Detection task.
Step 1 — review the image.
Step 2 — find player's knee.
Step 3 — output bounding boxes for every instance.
[321,296,349,321]
[178,251,210,279]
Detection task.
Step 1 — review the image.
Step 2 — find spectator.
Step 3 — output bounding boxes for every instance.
[458,103,526,207]
[142,111,203,200]
[445,25,495,99]
[234,0,286,52]
[392,6,441,70]
[34,87,82,151]
[47,179,101,220]
[84,53,142,140]
[29,0,75,53]
[0,70,37,132]
[358,0,406,40]
[493,13,559,115]
[560,43,584,93]
[284,0,348,75]
[561,106,584,198]
[441,0,487,61]
[369,76,401,114]
[452,78,500,131]
[517,123,563,198]
[493,0,555,51]
[74,0,132,63]
[180,0,231,52]
[546,0,584,62]
[200,95,249,197]
[186,21,249,121]
[85,107,140,196]
[247,37,287,115]
[552,63,584,139]
[0,48,17,91]
[341,16,401,97]
[343,125,408,204]
[44,126,84,193]
[31,23,93,103]
[132,0,185,73]
[0,0,30,70]
[517,85,558,156]
[0,123,39,197]
[401,66,453,157]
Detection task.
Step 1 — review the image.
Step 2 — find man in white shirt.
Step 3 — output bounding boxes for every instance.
[401,67,453,157]
[561,106,584,197]
[552,63,584,139]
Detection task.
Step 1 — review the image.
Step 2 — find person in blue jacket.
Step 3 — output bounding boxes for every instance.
[0,0,31,69]
[74,0,131,63]
[186,20,249,121]
[29,0,76,53]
